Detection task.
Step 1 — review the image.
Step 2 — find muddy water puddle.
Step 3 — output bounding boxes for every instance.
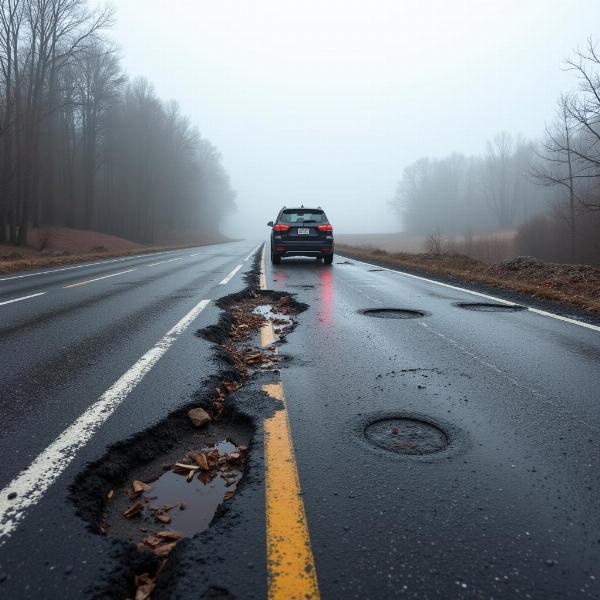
[253,304,294,341]
[103,438,248,545]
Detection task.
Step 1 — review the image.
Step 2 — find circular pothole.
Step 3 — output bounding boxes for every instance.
[364,417,448,455]
[360,308,427,319]
[453,302,526,312]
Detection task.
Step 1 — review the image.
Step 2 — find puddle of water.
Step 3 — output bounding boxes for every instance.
[254,304,293,331]
[116,440,243,539]
[365,418,448,455]
[146,471,229,536]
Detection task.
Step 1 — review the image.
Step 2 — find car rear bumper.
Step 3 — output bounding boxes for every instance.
[272,239,334,257]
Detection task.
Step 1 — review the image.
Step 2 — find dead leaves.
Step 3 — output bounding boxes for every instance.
[123,501,144,519]
[189,452,209,470]
[134,573,156,600]
[132,480,151,494]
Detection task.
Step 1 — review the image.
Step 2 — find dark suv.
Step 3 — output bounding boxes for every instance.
[268,207,334,264]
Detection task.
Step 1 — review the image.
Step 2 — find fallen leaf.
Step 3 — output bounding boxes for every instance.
[224,491,236,500]
[156,513,171,524]
[186,470,194,482]
[174,463,199,471]
[156,530,183,540]
[191,453,209,470]
[188,407,210,428]
[142,535,162,548]
[107,489,114,500]
[154,542,177,558]
[160,504,176,512]
[134,573,156,600]
[223,381,241,393]
[123,501,144,518]
[132,480,152,494]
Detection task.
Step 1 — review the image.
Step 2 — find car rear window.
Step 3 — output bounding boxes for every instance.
[280,210,326,224]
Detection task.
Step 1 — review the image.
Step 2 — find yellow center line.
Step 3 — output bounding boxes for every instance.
[260,243,267,290]
[260,246,320,600]
[64,268,137,289]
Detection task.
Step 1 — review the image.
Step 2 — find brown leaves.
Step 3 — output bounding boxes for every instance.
[155,513,171,524]
[156,530,183,541]
[134,573,156,600]
[132,480,151,494]
[123,501,144,519]
[222,380,241,393]
[190,452,209,470]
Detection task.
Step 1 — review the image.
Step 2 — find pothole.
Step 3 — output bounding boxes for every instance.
[365,417,448,455]
[359,308,427,319]
[453,302,526,312]
[72,286,307,599]
[253,304,294,339]
[103,437,248,546]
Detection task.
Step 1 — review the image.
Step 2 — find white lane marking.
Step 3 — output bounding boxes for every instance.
[341,255,600,333]
[0,292,46,307]
[64,268,137,289]
[219,264,242,285]
[0,249,183,282]
[527,307,600,332]
[0,298,211,543]
[244,244,263,261]
[146,256,185,267]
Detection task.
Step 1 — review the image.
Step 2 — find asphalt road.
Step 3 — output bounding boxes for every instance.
[0,240,259,597]
[264,253,600,599]
[1,243,599,599]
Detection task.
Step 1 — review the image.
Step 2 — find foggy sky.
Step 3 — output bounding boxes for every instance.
[98,0,600,236]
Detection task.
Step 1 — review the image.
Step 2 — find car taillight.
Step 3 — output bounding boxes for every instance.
[318,224,333,232]
[273,224,290,231]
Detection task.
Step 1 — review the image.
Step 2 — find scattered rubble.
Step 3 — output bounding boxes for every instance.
[72,285,305,599]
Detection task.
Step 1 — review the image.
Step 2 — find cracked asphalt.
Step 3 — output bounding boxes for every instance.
[0,242,599,599]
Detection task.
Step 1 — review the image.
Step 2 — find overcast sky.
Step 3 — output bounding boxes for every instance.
[99,0,600,235]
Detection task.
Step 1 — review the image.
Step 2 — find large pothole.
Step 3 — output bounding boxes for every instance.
[359,308,428,319]
[71,283,307,599]
[453,301,526,312]
[364,417,448,455]
[101,429,251,547]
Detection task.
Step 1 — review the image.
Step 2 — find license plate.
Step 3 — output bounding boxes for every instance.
[297,228,310,235]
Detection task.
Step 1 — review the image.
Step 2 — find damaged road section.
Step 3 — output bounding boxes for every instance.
[71,272,307,599]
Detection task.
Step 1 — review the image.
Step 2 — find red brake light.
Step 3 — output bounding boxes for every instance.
[273,224,290,231]
[318,224,333,232]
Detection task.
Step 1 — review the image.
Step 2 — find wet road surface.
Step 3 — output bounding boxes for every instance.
[264,253,600,599]
[0,243,599,599]
[0,241,259,597]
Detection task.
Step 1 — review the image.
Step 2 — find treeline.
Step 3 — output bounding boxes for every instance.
[393,134,553,236]
[392,38,600,264]
[0,0,235,246]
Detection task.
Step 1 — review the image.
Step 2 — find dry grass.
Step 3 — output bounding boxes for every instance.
[337,244,600,313]
[0,226,229,274]
[0,245,203,275]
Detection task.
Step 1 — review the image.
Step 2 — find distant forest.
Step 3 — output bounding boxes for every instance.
[0,0,235,246]
[391,39,600,264]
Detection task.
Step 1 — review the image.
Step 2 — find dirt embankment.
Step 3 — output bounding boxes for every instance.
[337,245,600,313]
[0,226,228,274]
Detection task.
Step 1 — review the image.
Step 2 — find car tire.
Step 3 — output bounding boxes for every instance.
[323,254,333,265]
[271,251,281,264]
